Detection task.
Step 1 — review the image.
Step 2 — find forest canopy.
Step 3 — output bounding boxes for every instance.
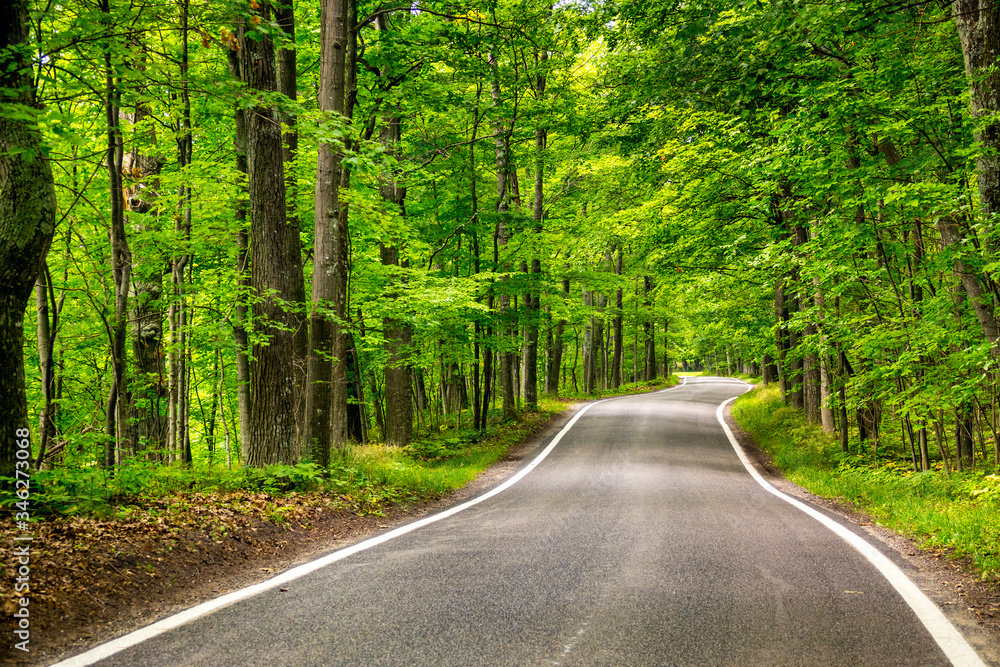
[3,0,1000,481]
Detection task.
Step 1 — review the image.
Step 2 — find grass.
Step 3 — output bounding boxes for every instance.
[732,384,1000,580]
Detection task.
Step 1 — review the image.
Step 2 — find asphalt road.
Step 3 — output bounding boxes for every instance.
[61,378,985,666]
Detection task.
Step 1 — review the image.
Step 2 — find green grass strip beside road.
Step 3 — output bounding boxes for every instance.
[732,384,1000,581]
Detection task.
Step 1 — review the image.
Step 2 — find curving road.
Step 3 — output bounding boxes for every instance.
[57,378,987,666]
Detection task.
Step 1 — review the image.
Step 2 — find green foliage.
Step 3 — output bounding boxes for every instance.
[16,0,1000,544]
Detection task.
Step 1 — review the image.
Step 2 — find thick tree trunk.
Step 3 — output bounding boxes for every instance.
[379,184,413,444]
[122,67,167,459]
[239,7,298,466]
[275,0,308,451]
[0,15,58,475]
[306,0,353,465]
[938,217,1000,347]
[594,292,607,389]
[380,255,413,442]
[761,354,777,384]
[954,3,1000,237]
[377,60,414,445]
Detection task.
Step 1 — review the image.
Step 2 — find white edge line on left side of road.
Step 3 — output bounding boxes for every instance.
[716,391,986,667]
[51,380,687,667]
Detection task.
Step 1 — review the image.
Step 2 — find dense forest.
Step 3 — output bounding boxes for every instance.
[2,0,1000,482]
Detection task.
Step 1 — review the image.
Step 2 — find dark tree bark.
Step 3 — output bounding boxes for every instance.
[275,0,308,450]
[305,0,353,466]
[774,282,790,398]
[379,110,413,446]
[938,216,1000,347]
[239,6,298,466]
[643,276,656,380]
[612,247,623,388]
[954,3,1000,244]
[546,277,568,395]
[371,12,414,446]
[761,354,778,384]
[0,0,56,479]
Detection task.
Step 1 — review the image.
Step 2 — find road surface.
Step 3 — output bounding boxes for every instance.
[58,378,987,666]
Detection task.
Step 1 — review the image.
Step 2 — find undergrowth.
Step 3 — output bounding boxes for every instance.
[732,384,1000,580]
[0,406,559,520]
[1,377,678,523]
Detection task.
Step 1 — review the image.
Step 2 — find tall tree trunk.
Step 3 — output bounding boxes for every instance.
[954,3,1000,254]
[522,52,546,409]
[102,0,130,468]
[305,0,353,466]
[34,263,58,468]
[662,319,671,377]
[239,4,298,466]
[122,33,167,460]
[167,0,193,463]
[470,85,483,429]
[226,51,253,462]
[0,0,57,479]
[275,0,308,452]
[379,106,413,446]
[547,277,568,395]
[332,0,358,446]
[938,216,1000,347]
[612,247,623,388]
[582,290,591,392]
[643,276,656,380]
[489,51,516,421]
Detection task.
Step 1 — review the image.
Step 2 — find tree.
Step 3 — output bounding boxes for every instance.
[305,0,354,467]
[0,0,57,478]
[239,3,299,466]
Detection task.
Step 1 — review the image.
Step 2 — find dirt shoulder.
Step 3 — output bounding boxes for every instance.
[1,405,583,666]
[723,404,1000,666]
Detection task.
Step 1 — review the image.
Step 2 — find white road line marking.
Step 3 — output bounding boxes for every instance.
[54,383,694,667]
[716,392,986,667]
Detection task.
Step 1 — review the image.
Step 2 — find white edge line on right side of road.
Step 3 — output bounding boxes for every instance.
[51,379,688,667]
[716,393,986,667]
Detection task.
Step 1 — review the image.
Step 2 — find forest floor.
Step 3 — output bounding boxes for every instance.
[5,387,1000,665]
